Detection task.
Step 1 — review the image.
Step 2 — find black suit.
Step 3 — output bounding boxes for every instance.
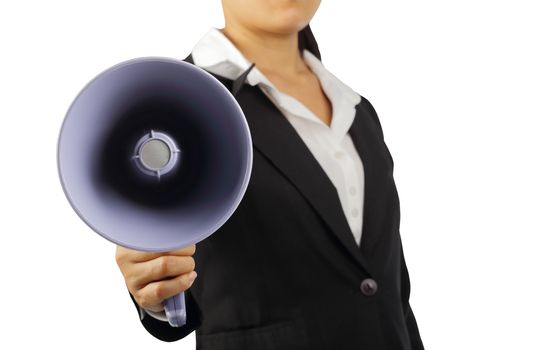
[129,54,424,350]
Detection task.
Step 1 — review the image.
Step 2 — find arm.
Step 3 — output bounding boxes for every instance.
[400,243,425,350]
[362,95,424,348]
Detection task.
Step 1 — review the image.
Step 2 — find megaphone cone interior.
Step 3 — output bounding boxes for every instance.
[58,58,253,252]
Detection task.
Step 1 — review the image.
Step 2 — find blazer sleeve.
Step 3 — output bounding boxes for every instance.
[400,243,425,350]
[363,95,424,349]
[129,289,202,342]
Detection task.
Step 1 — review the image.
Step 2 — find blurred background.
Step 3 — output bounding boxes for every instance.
[1,0,537,349]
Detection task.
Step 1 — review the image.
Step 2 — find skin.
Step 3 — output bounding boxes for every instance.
[116,0,330,313]
[116,245,197,313]
[221,0,332,125]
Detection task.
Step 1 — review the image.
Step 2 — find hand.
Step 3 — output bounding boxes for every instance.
[115,244,197,313]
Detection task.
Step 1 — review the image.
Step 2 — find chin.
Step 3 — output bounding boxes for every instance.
[265,15,311,35]
[261,0,317,34]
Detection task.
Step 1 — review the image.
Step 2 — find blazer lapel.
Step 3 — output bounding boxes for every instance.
[236,85,373,276]
[348,105,375,257]
[183,54,373,275]
[348,101,396,259]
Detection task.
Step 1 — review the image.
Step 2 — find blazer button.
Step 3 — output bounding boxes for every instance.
[360,278,378,296]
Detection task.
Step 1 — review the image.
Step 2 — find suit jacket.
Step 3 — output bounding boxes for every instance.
[129,54,424,350]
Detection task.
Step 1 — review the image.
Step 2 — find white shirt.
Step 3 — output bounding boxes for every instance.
[143,27,365,322]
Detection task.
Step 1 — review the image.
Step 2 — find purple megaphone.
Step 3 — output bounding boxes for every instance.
[57,57,253,327]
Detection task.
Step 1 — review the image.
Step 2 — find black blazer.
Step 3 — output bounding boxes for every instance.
[129,54,424,350]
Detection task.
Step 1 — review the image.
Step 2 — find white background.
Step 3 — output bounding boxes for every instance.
[1,0,538,349]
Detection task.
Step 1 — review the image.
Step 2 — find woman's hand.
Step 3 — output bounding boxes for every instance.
[115,244,197,313]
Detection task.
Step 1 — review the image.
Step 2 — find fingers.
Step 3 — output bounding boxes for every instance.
[116,244,196,263]
[166,245,197,257]
[135,271,198,310]
[129,255,196,289]
[115,244,198,312]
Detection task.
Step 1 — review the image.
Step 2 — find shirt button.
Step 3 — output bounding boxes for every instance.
[349,187,357,195]
[360,278,378,296]
[351,208,359,217]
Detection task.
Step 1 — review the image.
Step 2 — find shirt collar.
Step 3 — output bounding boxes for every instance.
[193,28,359,98]
[191,27,361,138]
[191,27,255,82]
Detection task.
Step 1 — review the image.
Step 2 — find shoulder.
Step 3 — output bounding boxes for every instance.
[183,52,236,91]
[357,94,375,115]
[356,94,386,139]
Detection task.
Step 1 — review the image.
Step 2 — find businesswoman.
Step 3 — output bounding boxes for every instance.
[115,1,424,349]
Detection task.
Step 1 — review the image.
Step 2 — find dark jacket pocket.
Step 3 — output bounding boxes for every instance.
[195,318,309,350]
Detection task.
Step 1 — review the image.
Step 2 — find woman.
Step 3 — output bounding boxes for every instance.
[115,1,424,349]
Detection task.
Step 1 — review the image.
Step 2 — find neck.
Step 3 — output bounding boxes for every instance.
[221,24,308,77]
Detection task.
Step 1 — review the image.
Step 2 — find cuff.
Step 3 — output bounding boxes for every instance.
[142,308,169,322]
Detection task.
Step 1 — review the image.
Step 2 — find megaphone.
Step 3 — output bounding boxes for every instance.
[57,57,253,327]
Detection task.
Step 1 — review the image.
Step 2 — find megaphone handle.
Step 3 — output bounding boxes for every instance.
[164,292,187,327]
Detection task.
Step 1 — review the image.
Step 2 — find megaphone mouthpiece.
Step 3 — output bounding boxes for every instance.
[132,129,181,181]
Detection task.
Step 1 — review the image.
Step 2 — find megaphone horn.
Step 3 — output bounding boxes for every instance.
[57,57,253,327]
